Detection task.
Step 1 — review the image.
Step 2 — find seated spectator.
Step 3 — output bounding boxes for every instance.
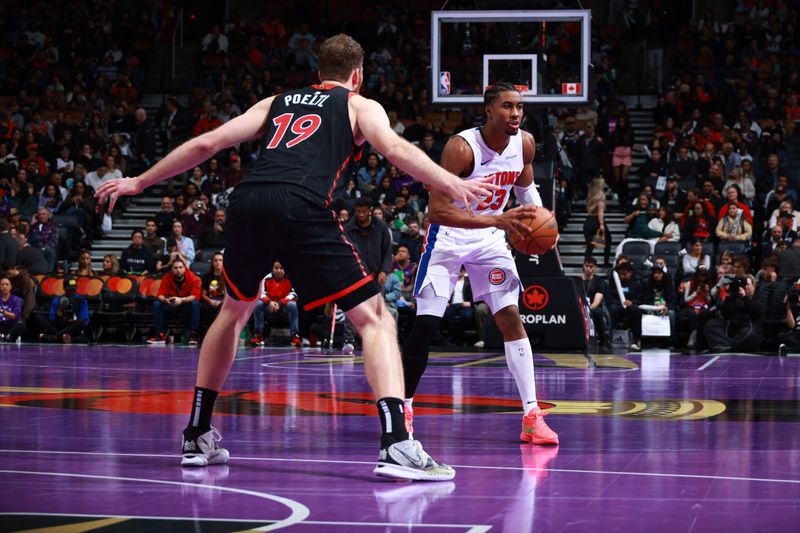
[58,180,96,230]
[678,264,715,348]
[7,265,35,323]
[84,161,110,192]
[372,176,396,209]
[637,147,669,184]
[761,222,796,262]
[607,262,644,350]
[682,201,714,245]
[16,230,49,275]
[156,239,188,274]
[579,256,609,348]
[169,220,195,264]
[0,275,25,342]
[668,145,696,181]
[381,265,402,320]
[392,244,417,308]
[147,258,201,345]
[102,254,120,276]
[724,168,756,204]
[717,185,753,223]
[441,267,475,345]
[682,239,711,276]
[207,177,230,209]
[0,218,18,270]
[640,263,678,335]
[222,154,245,189]
[38,184,62,212]
[624,196,661,239]
[72,249,97,277]
[356,153,385,194]
[388,196,417,228]
[36,277,88,344]
[29,207,59,272]
[768,200,800,231]
[182,197,212,240]
[715,203,752,243]
[308,302,357,350]
[155,197,178,238]
[682,188,717,223]
[143,219,165,259]
[200,209,226,252]
[251,261,300,346]
[399,221,424,263]
[648,206,681,246]
[201,252,225,318]
[700,178,725,213]
[658,176,687,216]
[120,229,155,275]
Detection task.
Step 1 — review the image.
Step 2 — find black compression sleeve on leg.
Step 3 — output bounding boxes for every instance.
[402,314,442,398]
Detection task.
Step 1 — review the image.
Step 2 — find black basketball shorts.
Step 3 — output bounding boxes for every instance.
[222,183,378,311]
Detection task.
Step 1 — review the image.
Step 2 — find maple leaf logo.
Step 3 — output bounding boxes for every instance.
[522,285,549,311]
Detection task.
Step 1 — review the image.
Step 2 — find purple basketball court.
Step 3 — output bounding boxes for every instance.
[1,344,799,531]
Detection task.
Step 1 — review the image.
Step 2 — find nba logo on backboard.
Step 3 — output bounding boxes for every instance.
[440,71,451,95]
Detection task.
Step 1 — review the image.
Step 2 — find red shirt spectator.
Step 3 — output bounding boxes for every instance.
[21,145,47,177]
[260,263,296,305]
[158,264,202,300]
[193,110,222,137]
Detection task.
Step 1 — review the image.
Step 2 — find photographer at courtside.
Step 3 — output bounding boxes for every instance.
[704,273,764,352]
[36,277,89,343]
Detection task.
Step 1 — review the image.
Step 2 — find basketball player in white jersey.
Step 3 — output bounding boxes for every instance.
[402,83,558,445]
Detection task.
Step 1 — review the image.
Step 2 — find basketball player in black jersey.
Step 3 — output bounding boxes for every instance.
[96,34,535,481]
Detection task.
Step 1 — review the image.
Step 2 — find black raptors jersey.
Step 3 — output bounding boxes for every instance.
[241,85,362,205]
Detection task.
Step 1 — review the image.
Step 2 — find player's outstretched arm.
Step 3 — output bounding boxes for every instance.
[351,96,496,215]
[95,96,275,211]
[428,136,537,237]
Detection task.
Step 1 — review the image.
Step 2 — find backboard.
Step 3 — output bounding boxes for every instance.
[431,10,591,105]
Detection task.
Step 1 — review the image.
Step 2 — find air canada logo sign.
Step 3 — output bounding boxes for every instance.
[520,284,565,324]
[522,285,549,311]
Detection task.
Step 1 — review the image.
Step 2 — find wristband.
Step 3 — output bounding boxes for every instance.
[514,183,542,207]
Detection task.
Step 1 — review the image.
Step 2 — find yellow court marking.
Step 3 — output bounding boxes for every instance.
[12,517,128,532]
[455,355,507,367]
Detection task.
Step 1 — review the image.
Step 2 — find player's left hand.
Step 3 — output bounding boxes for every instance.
[95,176,144,213]
[446,175,500,217]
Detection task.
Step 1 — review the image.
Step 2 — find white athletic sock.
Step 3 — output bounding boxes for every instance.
[504,338,538,414]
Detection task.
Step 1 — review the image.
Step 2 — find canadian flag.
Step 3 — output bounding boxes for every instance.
[562,83,582,95]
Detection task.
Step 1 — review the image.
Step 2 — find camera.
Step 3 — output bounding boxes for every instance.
[729,277,746,294]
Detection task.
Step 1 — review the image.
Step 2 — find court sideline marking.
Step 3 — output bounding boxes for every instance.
[0,469,309,532]
[2,450,799,485]
[697,356,720,371]
[0,512,490,532]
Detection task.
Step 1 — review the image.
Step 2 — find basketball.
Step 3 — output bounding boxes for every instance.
[507,206,559,255]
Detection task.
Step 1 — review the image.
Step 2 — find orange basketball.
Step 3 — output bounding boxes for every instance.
[507,206,559,255]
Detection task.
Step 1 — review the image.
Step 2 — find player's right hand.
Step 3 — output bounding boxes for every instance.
[445,175,500,217]
[495,205,538,240]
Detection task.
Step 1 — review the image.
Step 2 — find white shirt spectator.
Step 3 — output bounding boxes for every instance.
[682,253,711,276]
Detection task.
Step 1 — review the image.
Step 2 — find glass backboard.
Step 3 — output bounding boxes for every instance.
[431,10,591,105]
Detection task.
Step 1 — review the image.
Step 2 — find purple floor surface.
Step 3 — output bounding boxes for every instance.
[1,344,799,532]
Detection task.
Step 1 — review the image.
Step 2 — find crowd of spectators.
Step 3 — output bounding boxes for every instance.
[564,2,800,352]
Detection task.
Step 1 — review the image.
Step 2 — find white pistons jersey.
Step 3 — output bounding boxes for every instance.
[413,127,524,309]
[446,127,523,244]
